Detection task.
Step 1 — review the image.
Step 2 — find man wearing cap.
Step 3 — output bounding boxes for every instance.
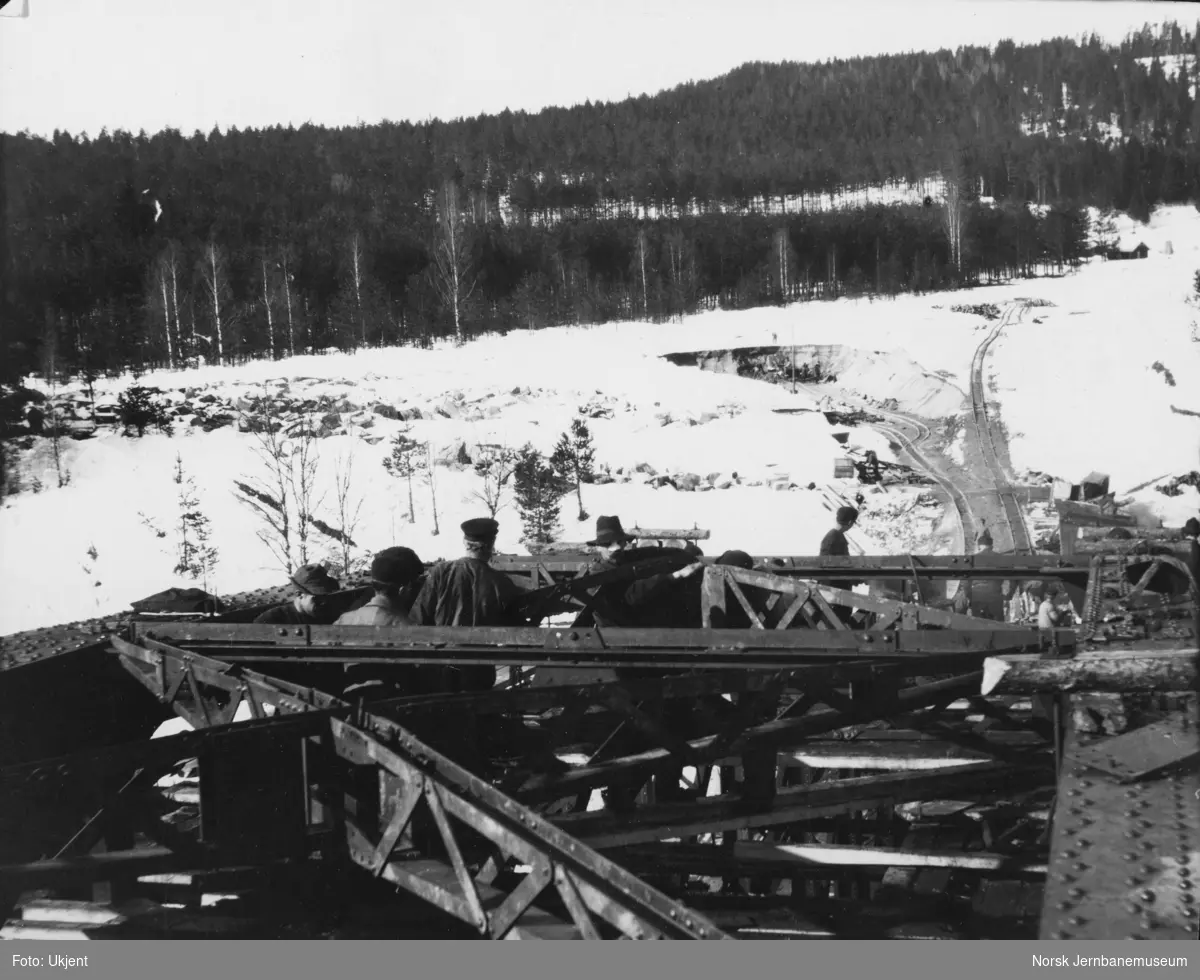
[409,517,525,691]
[819,506,860,624]
[336,547,424,626]
[253,563,342,625]
[337,547,427,699]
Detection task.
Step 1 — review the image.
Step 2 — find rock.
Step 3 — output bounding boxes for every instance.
[594,474,615,485]
[319,413,342,433]
[698,412,719,424]
[675,473,701,492]
[634,462,658,476]
[198,393,218,404]
[698,484,714,492]
[373,404,399,420]
[705,471,722,484]
[716,479,733,490]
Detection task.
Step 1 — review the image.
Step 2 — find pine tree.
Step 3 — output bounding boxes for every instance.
[382,425,425,524]
[550,416,596,522]
[513,444,567,545]
[118,386,172,437]
[172,453,219,595]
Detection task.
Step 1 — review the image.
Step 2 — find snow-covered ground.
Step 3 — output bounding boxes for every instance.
[5,204,1200,635]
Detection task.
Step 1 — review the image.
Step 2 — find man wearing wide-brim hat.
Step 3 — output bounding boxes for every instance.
[409,517,525,691]
[253,563,342,625]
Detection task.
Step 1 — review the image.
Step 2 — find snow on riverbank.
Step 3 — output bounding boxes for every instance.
[6,204,1200,634]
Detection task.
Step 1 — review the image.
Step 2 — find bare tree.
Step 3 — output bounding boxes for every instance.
[328,448,365,576]
[636,227,649,318]
[233,402,323,573]
[940,158,967,274]
[348,232,366,347]
[259,252,277,359]
[197,241,232,365]
[287,414,324,566]
[470,444,519,518]
[430,180,476,345]
[279,244,297,356]
[41,310,68,489]
[425,441,441,535]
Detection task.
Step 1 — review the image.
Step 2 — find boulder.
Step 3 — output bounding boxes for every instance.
[716,479,734,490]
[373,404,399,420]
[675,472,702,492]
[634,462,658,476]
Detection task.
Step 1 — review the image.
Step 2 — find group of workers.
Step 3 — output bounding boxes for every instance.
[254,501,1105,698]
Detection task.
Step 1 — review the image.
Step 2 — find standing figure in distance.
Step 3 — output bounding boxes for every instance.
[819,506,860,625]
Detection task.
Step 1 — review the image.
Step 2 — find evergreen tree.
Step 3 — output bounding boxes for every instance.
[550,416,597,522]
[513,444,567,546]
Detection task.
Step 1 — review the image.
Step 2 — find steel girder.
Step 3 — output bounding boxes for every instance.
[101,637,733,939]
[1039,697,1200,940]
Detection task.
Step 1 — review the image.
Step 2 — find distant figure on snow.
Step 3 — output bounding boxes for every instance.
[820,506,860,624]
[254,564,342,625]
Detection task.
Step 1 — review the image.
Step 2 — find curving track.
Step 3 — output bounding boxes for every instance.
[967,303,1034,554]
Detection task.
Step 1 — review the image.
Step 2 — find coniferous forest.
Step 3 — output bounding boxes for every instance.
[4,22,1200,386]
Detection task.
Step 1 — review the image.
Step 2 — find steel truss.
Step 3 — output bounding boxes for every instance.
[3,554,1195,940]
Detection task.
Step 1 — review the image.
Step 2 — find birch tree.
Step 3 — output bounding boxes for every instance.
[279,244,297,356]
[259,252,277,359]
[197,241,232,365]
[430,180,476,345]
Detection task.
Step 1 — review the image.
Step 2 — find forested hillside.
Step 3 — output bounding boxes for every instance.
[2,21,1198,383]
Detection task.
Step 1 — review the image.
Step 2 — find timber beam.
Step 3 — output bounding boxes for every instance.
[981,650,1200,695]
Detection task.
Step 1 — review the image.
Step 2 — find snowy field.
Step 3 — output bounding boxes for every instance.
[5,204,1200,635]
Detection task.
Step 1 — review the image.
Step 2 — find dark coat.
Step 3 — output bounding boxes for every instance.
[408,558,524,691]
[819,527,858,593]
[409,558,524,627]
[254,600,320,625]
[577,547,693,628]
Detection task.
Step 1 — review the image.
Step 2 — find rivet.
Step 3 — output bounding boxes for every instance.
[1139,819,1153,829]
[1067,790,1081,797]
[1125,877,1141,887]
[1056,901,1071,911]
[1181,881,1193,891]
[1182,894,1196,906]
[1125,831,1142,840]
[1074,862,1089,872]
[1143,865,1157,876]
[1051,931,1069,940]
[1067,916,1084,927]
[1181,868,1192,879]
[1139,890,1155,903]
[1125,902,1142,915]
[1124,853,1140,862]
[1077,839,1092,848]
[1061,850,1077,859]
[1140,918,1156,931]
[1184,908,1198,919]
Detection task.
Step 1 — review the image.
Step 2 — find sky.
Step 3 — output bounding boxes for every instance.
[0,0,1193,137]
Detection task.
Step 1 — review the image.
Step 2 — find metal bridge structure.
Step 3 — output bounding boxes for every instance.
[0,550,1196,940]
